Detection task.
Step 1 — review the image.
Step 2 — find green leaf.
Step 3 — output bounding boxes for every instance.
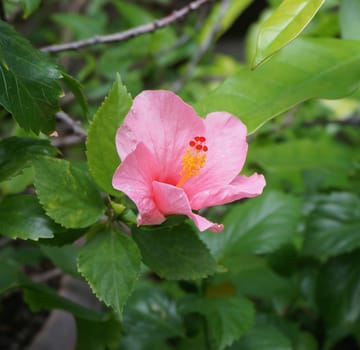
[133,222,217,280]
[0,136,56,181]
[198,0,253,44]
[0,259,22,294]
[303,193,360,261]
[201,191,302,266]
[121,287,184,344]
[41,244,79,277]
[197,38,360,133]
[231,324,292,350]
[340,0,360,40]
[86,74,132,196]
[180,296,255,350]
[0,21,62,133]
[253,0,325,66]
[76,317,122,350]
[249,138,353,190]
[77,228,141,315]
[0,195,58,240]
[33,157,105,228]
[227,255,296,310]
[21,0,41,18]
[61,72,89,120]
[316,251,360,328]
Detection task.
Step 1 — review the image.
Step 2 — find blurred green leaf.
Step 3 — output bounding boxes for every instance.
[227,255,296,311]
[201,191,302,266]
[86,74,132,196]
[0,21,62,133]
[180,296,255,350]
[76,316,122,350]
[120,287,184,347]
[198,0,253,44]
[303,193,360,260]
[21,0,41,18]
[0,136,56,181]
[52,13,106,40]
[133,222,217,280]
[0,258,21,294]
[41,244,79,277]
[33,157,105,228]
[340,0,360,39]
[316,251,360,328]
[231,324,292,350]
[0,195,58,240]
[77,228,141,315]
[197,38,360,133]
[253,0,325,67]
[249,138,353,190]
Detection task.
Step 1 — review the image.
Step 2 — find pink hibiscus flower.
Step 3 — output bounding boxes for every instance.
[112,90,265,233]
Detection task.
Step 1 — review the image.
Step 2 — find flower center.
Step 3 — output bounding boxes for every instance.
[176,136,208,187]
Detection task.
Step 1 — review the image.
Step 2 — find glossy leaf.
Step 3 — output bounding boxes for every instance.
[0,195,57,240]
[86,74,132,196]
[316,251,360,328]
[180,296,255,350]
[77,228,141,315]
[253,0,325,66]
[0,21,62,133]
[121,287,184,345]
[340,0,360,40]
[303,193,360,260]
[201,191,302,266]
[231,324,292,350]
[197,38,360,133]
[0,137,56,181]
[33,157,105,228]
[133,222,217,280]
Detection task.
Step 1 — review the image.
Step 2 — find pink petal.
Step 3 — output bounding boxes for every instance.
[190,173,266,210]
[116,90,205,184]
[183,112,248,198]
[152,181,224,232]
[112,143,165,225]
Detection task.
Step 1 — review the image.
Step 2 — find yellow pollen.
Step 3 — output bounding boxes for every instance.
[176,136,208,187]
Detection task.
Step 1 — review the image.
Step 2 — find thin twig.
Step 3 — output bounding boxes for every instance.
[41,0,215,53]
[172,0,230,92]
[56,111,87,137]
[32,268,62,283]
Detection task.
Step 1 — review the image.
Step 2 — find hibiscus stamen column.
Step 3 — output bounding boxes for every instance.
[177,136,208,188]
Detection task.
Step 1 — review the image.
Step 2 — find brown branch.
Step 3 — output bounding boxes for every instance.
[41,0,215,53]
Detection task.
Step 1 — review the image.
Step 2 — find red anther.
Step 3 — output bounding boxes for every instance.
[194,136,201,141]
[203,145,208,152]
[196,144,203,151]
[199,136,206,142]
[189,140,196,147]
